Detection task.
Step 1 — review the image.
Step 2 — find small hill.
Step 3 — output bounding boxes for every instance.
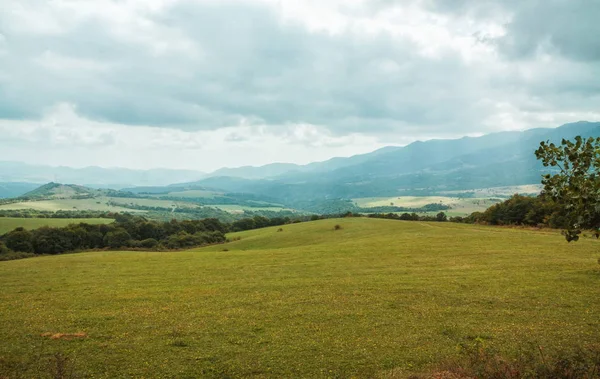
[20,182,100,199]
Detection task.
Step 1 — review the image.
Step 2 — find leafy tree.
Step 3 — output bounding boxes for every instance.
[535,136,600,241]
[103,229,132,249]
[0,241,10,254]
[4,227,34,253]
[436,212,448,222]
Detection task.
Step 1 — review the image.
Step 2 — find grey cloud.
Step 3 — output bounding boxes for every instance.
[0,0,598,140]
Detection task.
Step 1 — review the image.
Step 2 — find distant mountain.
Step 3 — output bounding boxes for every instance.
[0,162,204,188]
[175,121,599,202]
[201,147,404,180]
[207,163,301,180]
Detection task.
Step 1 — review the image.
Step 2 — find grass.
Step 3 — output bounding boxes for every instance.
[0,217,114,235]
[0,218,599,378]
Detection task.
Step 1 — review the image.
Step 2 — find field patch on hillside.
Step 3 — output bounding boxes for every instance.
[0,217,113,235]
[354,196,502,216]
[0,198,146,213]
[0,218,598,378]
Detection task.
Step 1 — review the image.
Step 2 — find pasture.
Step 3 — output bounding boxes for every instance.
[0,198,145,213]
[0,218,598,378]
[354,196,502,216]
[0,217,114,235]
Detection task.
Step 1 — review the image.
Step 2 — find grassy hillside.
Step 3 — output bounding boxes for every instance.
[0,219,598,378]
[0,198,146,213]
[0,217,114,235]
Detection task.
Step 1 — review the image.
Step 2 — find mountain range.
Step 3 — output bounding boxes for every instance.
[168,121,599,202]
[1,121,598,201]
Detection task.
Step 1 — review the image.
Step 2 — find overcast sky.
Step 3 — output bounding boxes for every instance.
[1,0,599,172]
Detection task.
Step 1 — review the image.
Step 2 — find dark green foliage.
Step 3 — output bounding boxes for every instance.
[103,229,132,249]
[436,212,448,222]
[230,215,291,232]
[135,238,159,249]
[535,136,600,241]
[0,216,229,257]
[0,209,114,219]
[4,227,34,253]
[0,241,11,255]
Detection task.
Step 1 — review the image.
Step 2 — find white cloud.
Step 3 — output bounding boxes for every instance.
[0,0,598,170]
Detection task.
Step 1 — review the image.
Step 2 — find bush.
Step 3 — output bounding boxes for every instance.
[334,224,342,230]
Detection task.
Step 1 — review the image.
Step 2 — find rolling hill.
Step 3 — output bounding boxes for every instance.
[0,218,598,377]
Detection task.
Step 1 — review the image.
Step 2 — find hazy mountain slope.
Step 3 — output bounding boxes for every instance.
[0,182,40,199]
[0,162,204,188]
[176,121,599,201]
[208,163,301,179]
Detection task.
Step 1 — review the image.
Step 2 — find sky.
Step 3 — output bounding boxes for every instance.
[0,0,599,172]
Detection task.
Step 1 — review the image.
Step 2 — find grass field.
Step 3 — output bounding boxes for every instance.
[0,217,114,235]
[155,190,222,199]
[0,218,599,378]
[0,198,146,213]
[212,204,290,214]
[354,196,502,216]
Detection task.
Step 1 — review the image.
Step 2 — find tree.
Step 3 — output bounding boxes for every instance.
[4,227,34,253]
[535,136,600,242]
[103,229,132,249]
[435,212,448,222]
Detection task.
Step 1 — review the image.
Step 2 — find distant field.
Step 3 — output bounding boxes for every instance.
[440,184,542,197]
[108,197,199,210]
[1,218,598,378]
[212,204,289,214]
[0,217,113,235]
[155,190,221,199]
[354,196,502,216]
[0,198,146,213]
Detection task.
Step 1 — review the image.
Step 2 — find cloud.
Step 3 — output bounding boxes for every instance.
[0,0,598,169]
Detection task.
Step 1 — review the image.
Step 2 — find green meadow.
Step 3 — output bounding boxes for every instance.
[0,218,599,378]
[0,217,114,235]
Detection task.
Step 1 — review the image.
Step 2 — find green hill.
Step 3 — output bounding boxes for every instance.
[0,218,598,378]
[20,182,99,199]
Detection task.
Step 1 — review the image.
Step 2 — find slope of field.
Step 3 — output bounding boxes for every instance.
[0,198,145,213]
[0,217,114,235]
[0,219,598,378]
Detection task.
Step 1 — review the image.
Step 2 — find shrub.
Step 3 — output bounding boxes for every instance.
[334,224,342,230]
